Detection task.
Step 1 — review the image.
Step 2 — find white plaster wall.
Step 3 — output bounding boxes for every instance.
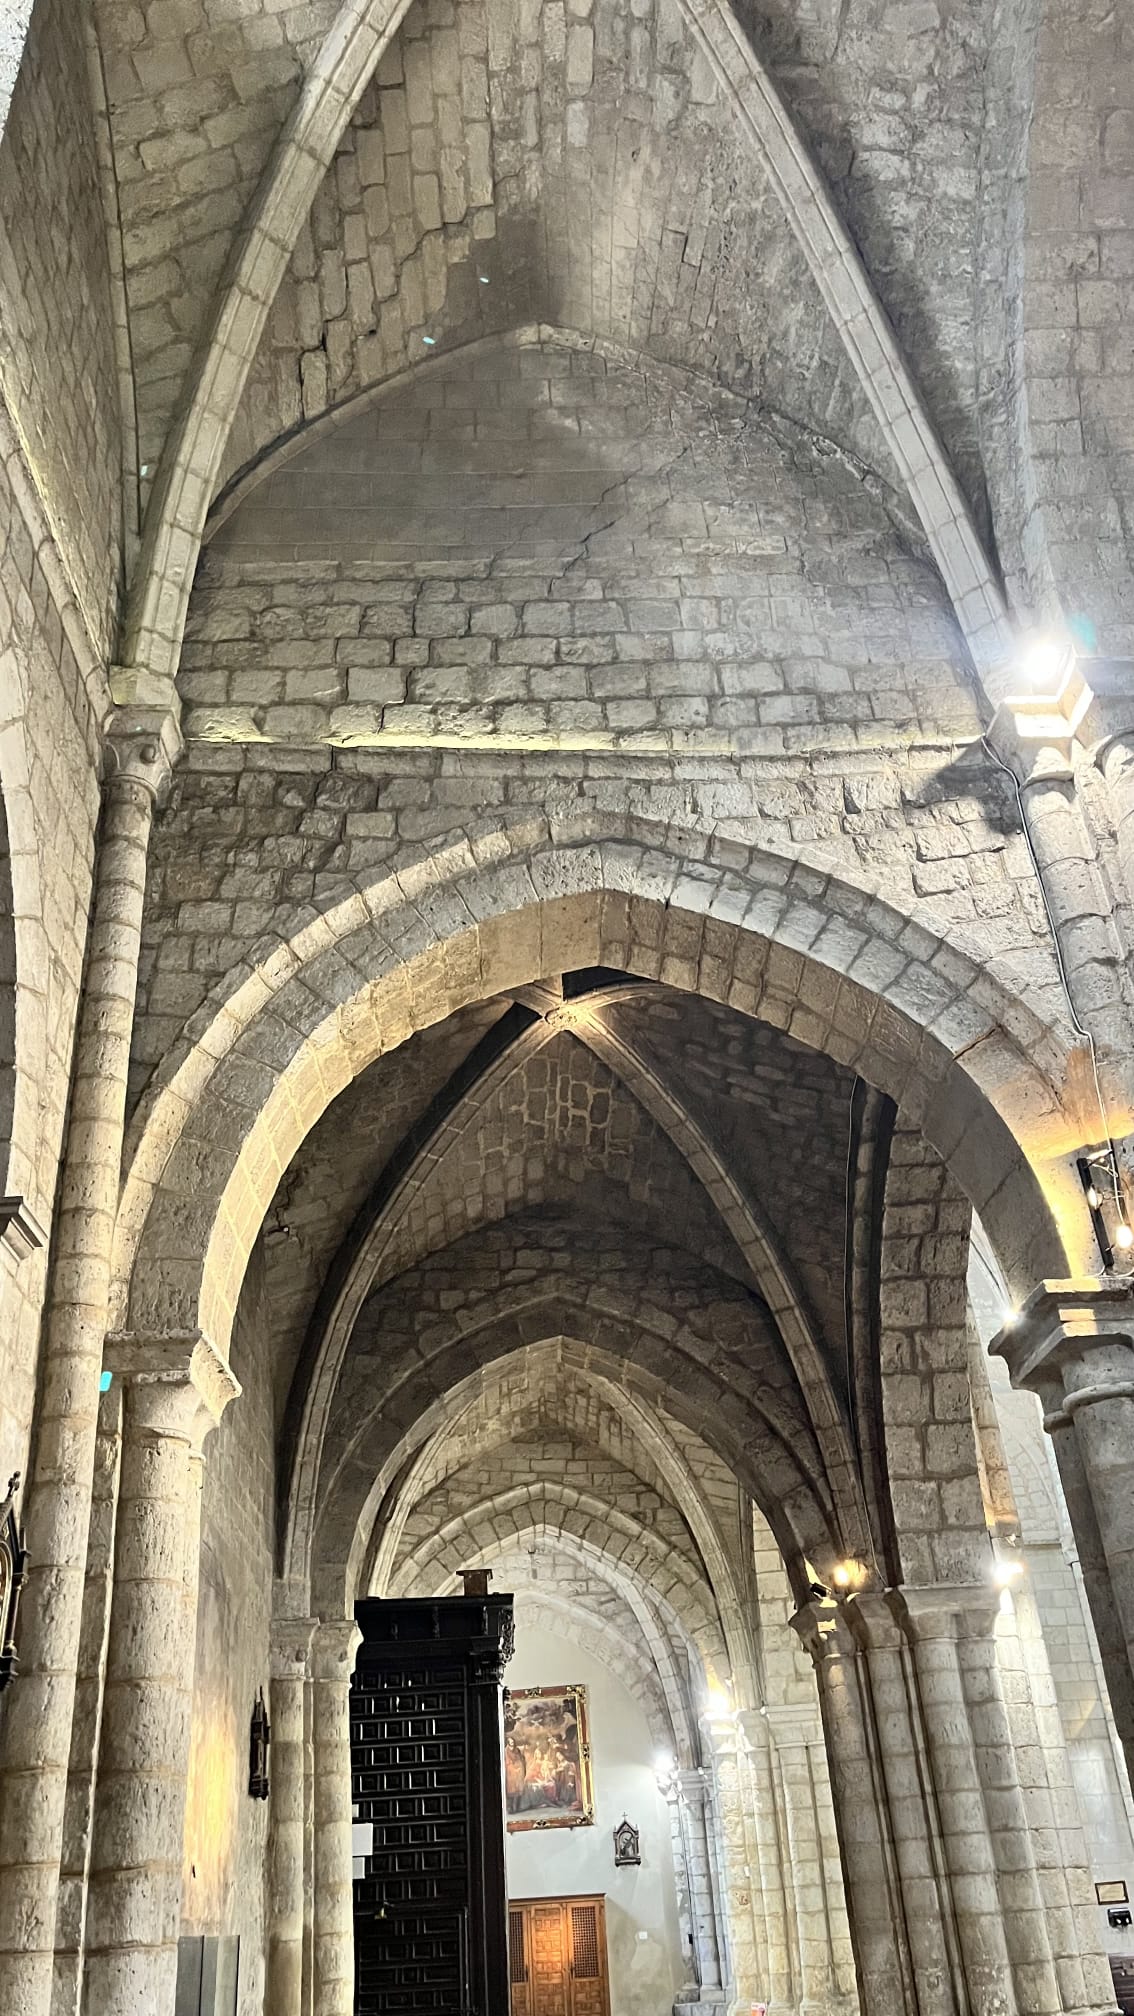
[505,1622,686,2016]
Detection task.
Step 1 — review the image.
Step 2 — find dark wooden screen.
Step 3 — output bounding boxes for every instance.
[352,1595,514,2016]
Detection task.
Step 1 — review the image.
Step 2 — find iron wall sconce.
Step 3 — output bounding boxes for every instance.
[249,1689,270,1800]
[0,1473,28,1692]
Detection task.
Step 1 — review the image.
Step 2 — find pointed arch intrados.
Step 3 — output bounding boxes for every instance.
[361,1339,760,1702]
[306,1300,835,1617]
[399,1512,716,1756]
[389,1482,729,1687]
[114,818,1084,1376]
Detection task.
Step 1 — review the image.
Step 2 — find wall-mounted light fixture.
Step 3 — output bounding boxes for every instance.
[1077,1152,1133,1272]
[0,1474,28,1693]
[249,1690,270,1800]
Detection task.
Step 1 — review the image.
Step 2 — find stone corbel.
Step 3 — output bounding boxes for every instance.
[1071,657,1134,774]
[0,1194,46,1262]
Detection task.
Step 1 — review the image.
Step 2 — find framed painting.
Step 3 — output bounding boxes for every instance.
[504,1684,594,1832]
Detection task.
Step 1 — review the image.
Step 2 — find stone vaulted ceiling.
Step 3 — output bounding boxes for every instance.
[90,0,999,532]
[261,971,859,1496]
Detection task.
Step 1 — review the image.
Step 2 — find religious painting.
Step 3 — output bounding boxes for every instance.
[504,1684,594,1831]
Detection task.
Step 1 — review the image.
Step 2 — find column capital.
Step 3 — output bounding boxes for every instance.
[985,652,1134,781]
[992,1279,1134,1422]
[311,1617,362,1681]
[888,1583,1001,1641]
[789,1595,841,1663]
[104,1328,241,1445]
[763,1702,824,1747]
[677,1766,712,1807]
[271,1617,317,1680]
[985,655,1090,785]
[1076,659,1134,770]
[839,1590,906,1653]
[735,1706,770,1750]
[104,703,182,801]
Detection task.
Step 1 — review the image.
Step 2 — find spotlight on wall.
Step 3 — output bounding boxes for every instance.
[1017,630,1073,691]
[830,1560,863,1593]
[1117,1223,1134,1252]
[704,1687,734,1722]
[992,1557,1024,1590]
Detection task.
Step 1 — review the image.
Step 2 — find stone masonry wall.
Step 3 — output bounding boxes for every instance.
[737,0,990,527]
[0,438,108,1492]
[91,0,338,483]
[0,0,122,654]
[221,0,886,495]
[195,337,970,758]
[1017,0,1134,654]
[131,733,1061,1137]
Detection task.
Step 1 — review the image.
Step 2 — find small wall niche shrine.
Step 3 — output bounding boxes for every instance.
[350,1593,515,2016]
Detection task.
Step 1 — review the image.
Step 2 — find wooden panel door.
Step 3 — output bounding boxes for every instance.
[508,1898,610,2016]
[509,1908,531,2016]
[529,1900,571,2016]
[567,1899,609,2016]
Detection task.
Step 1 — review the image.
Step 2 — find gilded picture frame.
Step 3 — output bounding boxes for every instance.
[504,1684,594,1832]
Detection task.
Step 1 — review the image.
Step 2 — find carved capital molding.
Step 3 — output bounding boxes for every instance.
[985,655,1134,786]
[762,1702,824,1748]
[985,673,1089,786]
[888,1583,1001,1641]
[992,1279,1134,1425]
[104,1327,241,1446]
[0,1195,46,1263]
[311,1617,363,1681]
[789,1595,840,1664]
[270,1616,317,1681]
[103,702,182,803]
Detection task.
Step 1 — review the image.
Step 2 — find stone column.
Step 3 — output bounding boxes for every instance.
[795,1594,955,2016]
[994,1280,1134,1785]
[663,1783,699,1992]
[677,1768,725,1999]
[311,1620,360,2016]
[988,701,1134,1146]
[267,1620,317,2016]
[764,1704,856,2016]
[83,1335,239,2016]
[797,1586,1113,2016]
[1098,725,1134,965]
[51,1385,123,2016]
[0,726,177,2016]
[894,1586,1061,2016]
[731,1710,794,2011]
